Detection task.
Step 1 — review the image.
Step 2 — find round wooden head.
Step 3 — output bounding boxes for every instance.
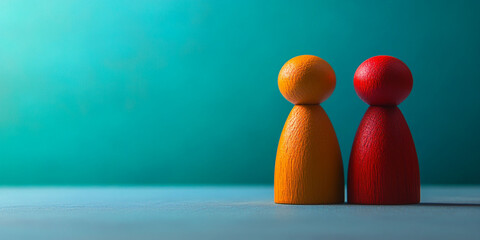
[354,56,413,106]
[278,55,336,105]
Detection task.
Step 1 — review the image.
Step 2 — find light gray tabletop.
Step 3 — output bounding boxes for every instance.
[0,186,478,240]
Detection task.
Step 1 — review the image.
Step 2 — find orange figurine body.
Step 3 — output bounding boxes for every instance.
[274,55,344,204]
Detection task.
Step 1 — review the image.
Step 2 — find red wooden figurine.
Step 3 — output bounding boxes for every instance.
[348,56,420,205]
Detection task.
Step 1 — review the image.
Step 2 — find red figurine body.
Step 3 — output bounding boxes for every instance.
[348,56,420,205]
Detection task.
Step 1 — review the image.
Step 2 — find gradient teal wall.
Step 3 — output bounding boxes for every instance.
[0,0,479,185]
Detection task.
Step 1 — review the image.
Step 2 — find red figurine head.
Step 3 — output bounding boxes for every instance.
[354,56,413,106]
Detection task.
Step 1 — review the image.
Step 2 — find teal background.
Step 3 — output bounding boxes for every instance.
[0,0,479,185]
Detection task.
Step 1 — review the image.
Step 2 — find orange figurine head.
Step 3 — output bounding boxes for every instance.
[278,55,336,105]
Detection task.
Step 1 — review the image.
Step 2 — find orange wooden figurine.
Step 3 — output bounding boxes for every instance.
[274,55,344,204]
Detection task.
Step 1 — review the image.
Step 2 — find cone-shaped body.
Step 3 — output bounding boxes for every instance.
[275,105,344,204]
[348,106,420,204]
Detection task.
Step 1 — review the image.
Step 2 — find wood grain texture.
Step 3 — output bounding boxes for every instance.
[275,105,344,204]
[348,106,420,204]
